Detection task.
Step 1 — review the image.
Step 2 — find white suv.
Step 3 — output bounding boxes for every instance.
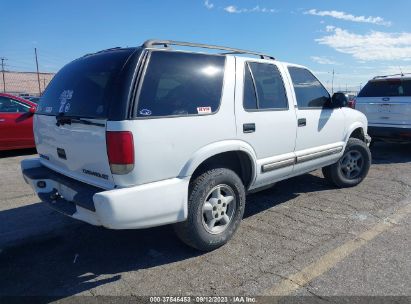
[21,40,371,251]
[356,74,411,142]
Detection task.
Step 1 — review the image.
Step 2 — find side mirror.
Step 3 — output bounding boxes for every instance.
[29,106,36,114]
[331,92,348,108]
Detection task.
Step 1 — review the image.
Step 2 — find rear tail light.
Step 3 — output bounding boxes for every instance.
[348,98,356,109]
[106,131,134,175]
[400,132,411,138]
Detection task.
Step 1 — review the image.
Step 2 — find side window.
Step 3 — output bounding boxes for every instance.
[137,51,225,117]
[243,64,258,110]
[243,62,288,110]
[288,67,330,108]
[0,97,29,113]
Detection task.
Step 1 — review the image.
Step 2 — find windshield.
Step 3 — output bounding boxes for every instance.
[36,49,133,118]
[358,79,411,97]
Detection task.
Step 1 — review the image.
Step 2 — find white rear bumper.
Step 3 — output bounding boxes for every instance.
[21,158,189,229]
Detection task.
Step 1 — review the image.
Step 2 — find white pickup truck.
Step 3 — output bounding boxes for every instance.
[21,40,371,251]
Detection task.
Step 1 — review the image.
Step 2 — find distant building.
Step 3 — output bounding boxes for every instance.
[0,71,55,96]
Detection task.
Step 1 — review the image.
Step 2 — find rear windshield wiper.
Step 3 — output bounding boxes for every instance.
[55,113,105,127]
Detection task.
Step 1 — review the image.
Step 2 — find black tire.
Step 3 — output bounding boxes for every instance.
[323,138,371,188]
[321,166,332,181]
[174,168,246,251]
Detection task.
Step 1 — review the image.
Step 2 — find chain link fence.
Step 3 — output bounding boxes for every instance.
[0,71,55,97]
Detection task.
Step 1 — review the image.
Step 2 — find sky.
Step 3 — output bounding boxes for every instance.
[1,0,411,92]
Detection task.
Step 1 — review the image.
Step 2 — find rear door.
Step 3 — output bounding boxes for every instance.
[356,79,411,126]
[34,49,135,189]
[234,58,297,188]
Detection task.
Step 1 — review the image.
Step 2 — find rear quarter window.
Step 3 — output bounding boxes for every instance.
[136,51,226,118]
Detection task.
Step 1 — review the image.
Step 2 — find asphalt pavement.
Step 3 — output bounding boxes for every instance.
[0,143,410,300]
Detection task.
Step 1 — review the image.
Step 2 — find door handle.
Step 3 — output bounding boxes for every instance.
[298,118,306,127]
[0,119,5,122]
[243,123,256,133]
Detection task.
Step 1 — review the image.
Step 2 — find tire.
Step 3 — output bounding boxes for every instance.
[174,168,246,251]
[323,138,371,188]
[321,166,332,181]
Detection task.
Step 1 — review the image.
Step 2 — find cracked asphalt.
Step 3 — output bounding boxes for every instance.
[0,142,410,299]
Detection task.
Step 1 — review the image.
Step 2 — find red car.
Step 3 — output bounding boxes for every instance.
[0,93,37,151]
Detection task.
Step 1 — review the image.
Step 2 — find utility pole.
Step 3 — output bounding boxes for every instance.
[34,48,41,96]
[331,68,335,95]
[1,57,7,93]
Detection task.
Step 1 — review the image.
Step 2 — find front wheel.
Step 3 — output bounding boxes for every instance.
[322,138,371,188]
[174,168,246,251]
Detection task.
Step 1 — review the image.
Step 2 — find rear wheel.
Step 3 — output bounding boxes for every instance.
[322,138,371,188]
[174,168,245,251]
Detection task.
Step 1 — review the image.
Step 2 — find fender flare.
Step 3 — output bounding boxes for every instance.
[344,122,366,143]
[178,140,258,185]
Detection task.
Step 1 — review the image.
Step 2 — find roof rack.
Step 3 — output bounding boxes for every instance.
[373,73,411,79]
[82,47,123,58]
[142,40,275,60]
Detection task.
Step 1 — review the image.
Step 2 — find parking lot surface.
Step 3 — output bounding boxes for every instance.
[0,143,410,299]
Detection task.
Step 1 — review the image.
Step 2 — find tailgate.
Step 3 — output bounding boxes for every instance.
[356,97,411,126]
[32,48,136,189]
[34,115,114,189]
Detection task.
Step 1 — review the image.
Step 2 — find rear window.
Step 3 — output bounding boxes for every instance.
[36,49,133,118]
[136,51,225,117]
[358,79,411,97]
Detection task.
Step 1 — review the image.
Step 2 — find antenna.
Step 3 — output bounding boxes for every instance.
[399,66,404,76]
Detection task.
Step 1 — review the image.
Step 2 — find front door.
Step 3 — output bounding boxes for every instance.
[286,66,345,173]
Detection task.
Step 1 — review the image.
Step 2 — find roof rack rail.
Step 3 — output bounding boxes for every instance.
[82,47,122,58]
[373,73,411,79]
[142,39,275,60]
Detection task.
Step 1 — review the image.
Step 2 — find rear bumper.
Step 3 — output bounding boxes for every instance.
[368,126,411,141]
[21,158,189,229]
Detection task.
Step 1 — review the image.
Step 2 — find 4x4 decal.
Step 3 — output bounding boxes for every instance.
[58,90,73,113]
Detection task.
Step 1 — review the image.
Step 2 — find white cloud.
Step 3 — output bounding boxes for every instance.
[311,56,339,65]
[325,25,335,32]
[224,5,239,13]
[305,9,391,26]
[316,27,411,61]
[204,0,214,9]
[224,5,277,14]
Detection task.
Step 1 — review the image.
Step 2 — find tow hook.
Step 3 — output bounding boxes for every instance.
[50,190,62,202]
